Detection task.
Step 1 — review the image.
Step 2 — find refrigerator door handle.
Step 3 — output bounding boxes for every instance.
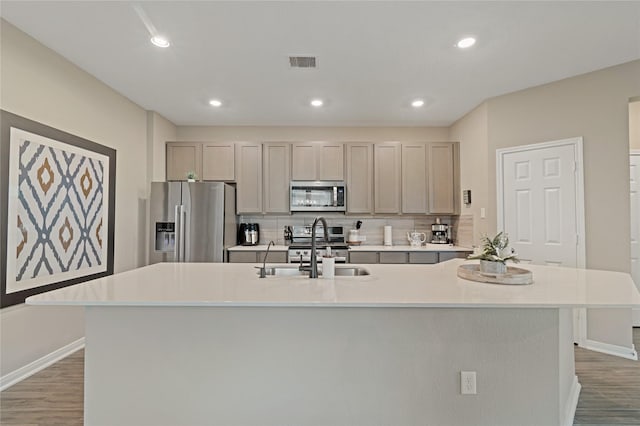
[174,204,181,261]
[178,205,186,262]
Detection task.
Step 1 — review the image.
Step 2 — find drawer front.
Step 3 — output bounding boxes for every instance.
[379,252,408,264]
[438,251,472,262]
[264,252,288,263]
[349,252,379,264]
[228,252,259,263]
[408,252,438,264]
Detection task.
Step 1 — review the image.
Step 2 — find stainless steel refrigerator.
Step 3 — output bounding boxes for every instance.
[149,182,236,264]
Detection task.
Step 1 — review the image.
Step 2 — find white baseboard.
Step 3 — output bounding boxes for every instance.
[0,337,85,391]
[562,375,581,426]
[583,339,638,361]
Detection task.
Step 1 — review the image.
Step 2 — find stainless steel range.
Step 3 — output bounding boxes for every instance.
[287,225,349,263]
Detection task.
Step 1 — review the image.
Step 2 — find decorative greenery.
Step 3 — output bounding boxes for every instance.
[186,171,197,180]
[467,232,519,264]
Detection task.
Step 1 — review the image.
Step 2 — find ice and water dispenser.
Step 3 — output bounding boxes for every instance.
[155,222,175,252]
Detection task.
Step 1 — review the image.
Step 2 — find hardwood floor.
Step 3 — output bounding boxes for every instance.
[1,329,638,425]
[573,328,640,425]
[1,350,83,426]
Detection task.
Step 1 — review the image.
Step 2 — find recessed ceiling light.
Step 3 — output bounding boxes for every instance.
[411,100,425,108]
[456,37,476,49]
[310,99,323,107]
[209,99,222,107]
[150,35,170,48]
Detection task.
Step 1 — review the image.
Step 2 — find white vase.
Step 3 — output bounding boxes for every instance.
[480,260,507,274]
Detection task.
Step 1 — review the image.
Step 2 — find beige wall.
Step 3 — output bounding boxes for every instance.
[0,21,151,376]
[148,112,177,183]
[484,60,640,349]
[448,102,489,246]
[485,60,640,273]
[631,100,640,151]
[176,126,449,142]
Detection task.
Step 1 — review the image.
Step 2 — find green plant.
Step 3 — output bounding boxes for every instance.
[467,232,519,264]
[186,171,197,180]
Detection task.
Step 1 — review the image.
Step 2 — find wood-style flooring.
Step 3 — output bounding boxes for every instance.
[1,329,639,425]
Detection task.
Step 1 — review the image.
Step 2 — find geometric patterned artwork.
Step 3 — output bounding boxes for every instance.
[1,110,115,307]
[6,127,110,294]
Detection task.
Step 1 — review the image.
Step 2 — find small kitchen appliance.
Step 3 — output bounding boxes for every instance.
[238,223,260,246]
[431,218,450,244]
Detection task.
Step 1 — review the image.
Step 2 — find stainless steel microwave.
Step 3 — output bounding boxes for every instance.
[290,181,346,212]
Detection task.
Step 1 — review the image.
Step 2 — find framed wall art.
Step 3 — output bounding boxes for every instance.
[0,110,116,308]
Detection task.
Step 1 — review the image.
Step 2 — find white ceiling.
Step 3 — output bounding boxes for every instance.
[2,1,639,127]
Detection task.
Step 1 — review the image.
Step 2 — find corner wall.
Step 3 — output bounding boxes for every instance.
[448,102,489,246]
[0,20,155,376]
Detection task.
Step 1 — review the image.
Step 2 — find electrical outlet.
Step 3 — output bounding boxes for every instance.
[461,371,477,395]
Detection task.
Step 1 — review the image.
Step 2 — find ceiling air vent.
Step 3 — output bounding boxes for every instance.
[289,56,317,68]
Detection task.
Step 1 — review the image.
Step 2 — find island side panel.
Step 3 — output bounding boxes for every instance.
[84,306,574,426]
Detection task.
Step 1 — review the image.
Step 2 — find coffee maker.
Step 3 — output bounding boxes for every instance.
[238,223,260,246]
[431,218,450,244]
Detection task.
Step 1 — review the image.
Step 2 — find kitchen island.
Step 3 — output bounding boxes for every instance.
[27,260,640,426]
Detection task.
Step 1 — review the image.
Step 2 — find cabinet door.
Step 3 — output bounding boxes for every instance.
[408,252,438,264]
[166,142,202,181]
[379,252,407,264]
[318,142,344,180]
[202,142,235,181]
[236,143,262,214]
[402,143,428,213]
[291,143,317,180]
[374,142,402,213]
[346,143,374,213]
[263,143,291,213]
[438,251,471,262]
[349,252,378,264]
[428,143,458,214]
[228,252,259,263]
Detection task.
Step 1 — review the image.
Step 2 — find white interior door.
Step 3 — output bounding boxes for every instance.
[631,152,640,326]
[499,141,582,267]
[498,138,586,343]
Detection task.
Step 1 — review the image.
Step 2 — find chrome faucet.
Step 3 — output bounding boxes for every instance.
[256,240,275,278]
[308,217,329,278]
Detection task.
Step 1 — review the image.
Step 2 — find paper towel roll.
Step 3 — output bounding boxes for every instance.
[384,226,392,246]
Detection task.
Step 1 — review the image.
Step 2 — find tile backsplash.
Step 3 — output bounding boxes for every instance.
[238,213,474,248]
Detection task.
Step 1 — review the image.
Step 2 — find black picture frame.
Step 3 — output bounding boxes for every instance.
[0,110,116,308]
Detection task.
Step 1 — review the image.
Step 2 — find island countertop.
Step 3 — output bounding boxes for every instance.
[26,259,640,309]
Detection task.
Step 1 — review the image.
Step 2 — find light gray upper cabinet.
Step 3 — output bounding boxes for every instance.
[374,142,402,214]
[291,142,344,181]
[202,142,235,181]
[401,143,428,213]
[345,143,374,214]
[166,142,202,181]
[263,143,291,214]
[428,142,459,214]
[236,142,262,214]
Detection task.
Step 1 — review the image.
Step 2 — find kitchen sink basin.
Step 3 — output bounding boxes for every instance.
[259,266,370,277]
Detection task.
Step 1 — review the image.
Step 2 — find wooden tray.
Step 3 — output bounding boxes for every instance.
[457,264,533,285]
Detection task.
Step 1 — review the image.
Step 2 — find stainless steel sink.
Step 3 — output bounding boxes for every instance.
[259,266,370,277]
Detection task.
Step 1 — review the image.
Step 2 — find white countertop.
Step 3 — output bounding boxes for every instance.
[26,259,640,309]
[348,244,472,252]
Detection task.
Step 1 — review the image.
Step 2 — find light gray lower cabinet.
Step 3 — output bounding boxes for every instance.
[408,252,438,264]
[438,251,471,262]
[228,251,288,263]
[348,251,471,264]
[379,252,408,264]
[348,252,379,264]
